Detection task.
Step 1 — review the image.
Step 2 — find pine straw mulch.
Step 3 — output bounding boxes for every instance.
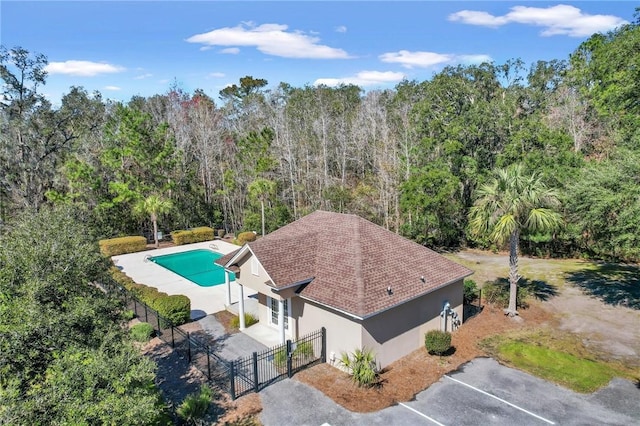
[295,302,553,413]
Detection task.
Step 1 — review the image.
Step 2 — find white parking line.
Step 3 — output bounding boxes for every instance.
[398,402,446,426]
[444,375,555,425]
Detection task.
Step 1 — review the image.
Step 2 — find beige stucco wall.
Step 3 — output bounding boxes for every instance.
[297,299,362,367]
[361,279,463,367]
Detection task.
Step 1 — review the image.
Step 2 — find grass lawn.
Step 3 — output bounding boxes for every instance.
[450,250,639,393]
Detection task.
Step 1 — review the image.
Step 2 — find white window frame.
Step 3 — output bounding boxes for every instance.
[267,296,289,331]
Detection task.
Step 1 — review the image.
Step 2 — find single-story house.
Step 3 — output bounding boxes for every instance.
[216,210,473,368]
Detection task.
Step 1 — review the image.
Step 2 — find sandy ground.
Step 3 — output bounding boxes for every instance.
[453,250,640,364]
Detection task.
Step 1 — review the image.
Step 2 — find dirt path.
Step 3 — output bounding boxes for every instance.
[451,250,640,366]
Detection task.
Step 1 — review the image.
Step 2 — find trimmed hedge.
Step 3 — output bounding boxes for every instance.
[154,295,191,326]
[99,236,147,256]
[236,231,257,245]
[170,227,215,245]
[109,267,191,326]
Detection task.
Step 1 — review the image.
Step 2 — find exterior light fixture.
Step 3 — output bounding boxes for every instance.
[420,275,425,283]
[387,286,393,295]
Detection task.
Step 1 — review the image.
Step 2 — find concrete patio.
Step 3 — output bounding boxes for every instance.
[112,240,257,318]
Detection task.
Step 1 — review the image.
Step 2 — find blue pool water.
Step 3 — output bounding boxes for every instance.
[150,249,235,287]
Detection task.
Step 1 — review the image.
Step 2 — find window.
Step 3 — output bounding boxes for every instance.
[251,256,259,276]
[268,297,289,330]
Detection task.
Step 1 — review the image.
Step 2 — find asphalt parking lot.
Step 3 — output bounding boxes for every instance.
[259,357,640,425]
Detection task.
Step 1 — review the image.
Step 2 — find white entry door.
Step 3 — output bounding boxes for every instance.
[267,296,289,331]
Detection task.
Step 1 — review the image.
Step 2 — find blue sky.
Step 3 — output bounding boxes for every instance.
[1,1,635,105]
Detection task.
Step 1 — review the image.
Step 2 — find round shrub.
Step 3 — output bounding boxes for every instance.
[130,322,154,342]
[236,231,257,244]
[425,330,452,355]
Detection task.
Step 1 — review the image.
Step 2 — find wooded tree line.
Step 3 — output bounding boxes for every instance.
[1,16,639,261]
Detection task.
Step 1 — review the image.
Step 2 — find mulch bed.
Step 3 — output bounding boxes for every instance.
[296,303,552,412]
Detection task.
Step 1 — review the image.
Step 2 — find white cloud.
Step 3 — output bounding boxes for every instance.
[449,4,628,37]
[335,25,347,33]
[45,60,125,76]
[220,47,240,54]
[186,22,350,59]
[134,73,153,80]
[208,72,225,78]
[458,54,493,64]
[314,70,405,87]
[379,50,492,69]
[103,85,121,91]
[380,50,453,69]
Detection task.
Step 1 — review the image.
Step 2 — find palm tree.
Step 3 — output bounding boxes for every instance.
[134,195,173,249]
[468,164,562,316]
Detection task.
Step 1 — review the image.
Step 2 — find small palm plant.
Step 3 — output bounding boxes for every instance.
[176,384,215,425]
[339,348,379,387]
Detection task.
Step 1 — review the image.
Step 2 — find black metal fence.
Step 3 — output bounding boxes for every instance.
[101,277,325,399]
[230,328,326,398]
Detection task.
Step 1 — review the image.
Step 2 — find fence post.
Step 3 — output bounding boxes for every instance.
[479,288,482,308]
[156,312,161,335]
[144,304,148,323]
[230,361,236,400]
[286,340,293,378]
[171,326,175,348]
[252,352,259,393]
[321,327,327,363]
[133,299,138,317]
[187,332,191,363]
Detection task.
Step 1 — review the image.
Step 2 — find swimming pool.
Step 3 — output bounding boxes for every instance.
[150,249,235,287]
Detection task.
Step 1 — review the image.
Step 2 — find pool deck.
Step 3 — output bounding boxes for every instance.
[112,240,257,319]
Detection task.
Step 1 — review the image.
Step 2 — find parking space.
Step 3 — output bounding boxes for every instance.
[397,358,638,426]
[259,357,640,426]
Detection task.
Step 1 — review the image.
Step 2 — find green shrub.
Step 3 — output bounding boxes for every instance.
[170,227,215,245]
[99,236,147,256]
[229,313,258,329]
[177,384,216,424]
[130,322,154,342]
[483,278,530,309]
[424,330,452,355]
[236,231,257,245]
[154,294,191,326]
[293,341,314,358]
[122,309,135,321]
[464,279,478,304]
[273,348,287,368]
[339,348,379,387]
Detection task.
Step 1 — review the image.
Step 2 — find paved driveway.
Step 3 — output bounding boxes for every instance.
[259,358,640,425]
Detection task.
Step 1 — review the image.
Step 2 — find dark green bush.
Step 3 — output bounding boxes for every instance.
[130,322,154,342]
[153,295,191,326]
[464,279,478,304]
[229,313,258,329]
[483,278,530,309]
[424,330,452,355]
[99,236,147,256]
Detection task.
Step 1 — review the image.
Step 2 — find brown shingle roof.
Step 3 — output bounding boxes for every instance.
[220,210,472,318]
